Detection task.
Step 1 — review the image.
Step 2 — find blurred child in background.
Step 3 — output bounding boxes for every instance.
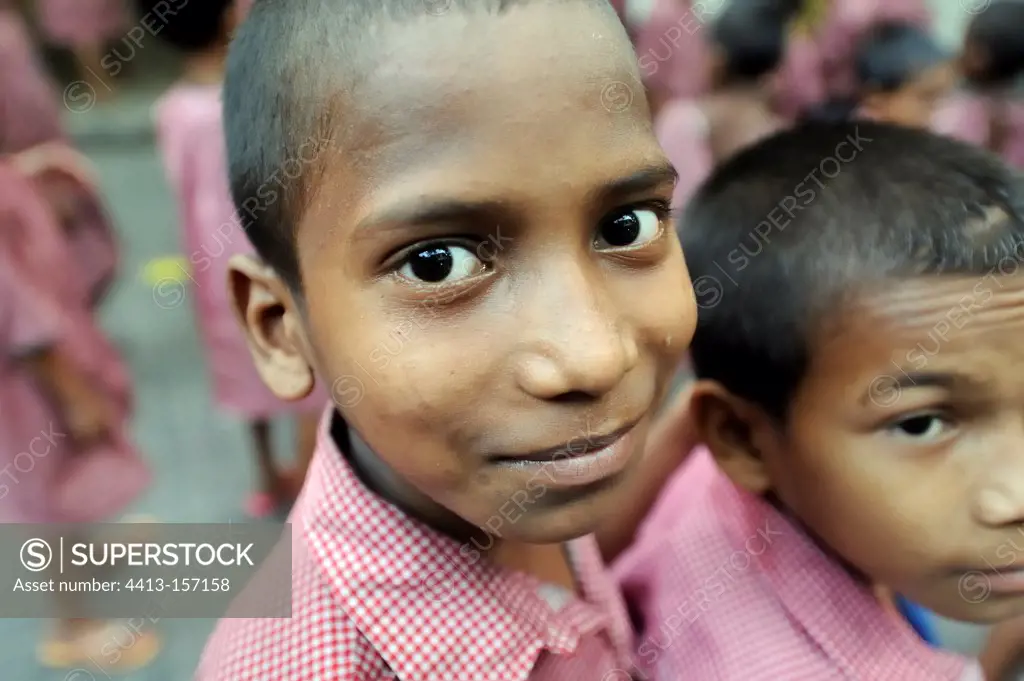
[35,0,126,101]
[0,0,120,308]
[143,0,324,517]
[655,0,788,208]
[933,0,1024,170]
[775,0,931,119]
[804,21,953,129]
[0,159,156,671]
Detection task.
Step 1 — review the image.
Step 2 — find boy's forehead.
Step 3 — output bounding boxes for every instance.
[302,2,659,244]
[348,3,639,139]
[813,275,1024,383]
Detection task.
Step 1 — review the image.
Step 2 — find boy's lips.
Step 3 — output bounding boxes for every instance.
[964,567,1024,596]
[489,420,642,488]
[490,419,641,463]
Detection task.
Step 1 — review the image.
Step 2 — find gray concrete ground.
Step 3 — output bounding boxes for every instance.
[0,1,1014,679]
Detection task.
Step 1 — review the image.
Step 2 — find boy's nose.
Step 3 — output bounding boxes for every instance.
[974,487,1024,527]
[514,326,640,400]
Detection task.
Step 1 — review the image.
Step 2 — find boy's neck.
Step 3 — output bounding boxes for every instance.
[182,48,227,85]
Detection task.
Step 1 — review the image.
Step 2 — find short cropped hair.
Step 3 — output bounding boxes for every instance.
[224,0,616,290]
[681,122,1024,421]
[134,0,233,51]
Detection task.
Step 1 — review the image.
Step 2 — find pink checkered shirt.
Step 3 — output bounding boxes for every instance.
[615,447,985,681]
[197,409,637,680]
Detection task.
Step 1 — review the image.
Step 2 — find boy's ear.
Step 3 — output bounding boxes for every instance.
[689,380,775,495]
[228,254,316,401]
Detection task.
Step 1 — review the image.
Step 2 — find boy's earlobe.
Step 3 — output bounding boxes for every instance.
[689,381,772,495]
[227,254,316,401]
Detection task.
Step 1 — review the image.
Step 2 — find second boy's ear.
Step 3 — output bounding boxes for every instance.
[689,380,775,495]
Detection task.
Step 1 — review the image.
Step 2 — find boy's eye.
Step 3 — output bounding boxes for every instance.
[397,243,485,284]
[887,413,953,440]
[595,207,664,250]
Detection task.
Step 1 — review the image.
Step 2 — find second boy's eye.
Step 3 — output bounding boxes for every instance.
[595,207,664,250]
[887,413,953,441]
[397,243,485,284]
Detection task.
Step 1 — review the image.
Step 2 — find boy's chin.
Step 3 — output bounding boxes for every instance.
[490,492,622,545]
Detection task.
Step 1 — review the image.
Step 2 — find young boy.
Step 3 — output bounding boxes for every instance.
[618,121,1024,680]
[196,0,697,678]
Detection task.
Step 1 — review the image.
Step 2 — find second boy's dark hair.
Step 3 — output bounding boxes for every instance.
[134,0,234,51]
[224,0,616,290]
[681,122,1024,420]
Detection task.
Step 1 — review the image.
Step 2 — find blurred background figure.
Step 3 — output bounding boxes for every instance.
[1,0,1023,678]
[803,21,954,127]
[142,0,323,519]
[655,0,790,208]
[934,0,1024,168]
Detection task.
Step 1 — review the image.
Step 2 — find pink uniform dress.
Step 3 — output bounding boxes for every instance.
[0,6,120,306]
[775,0,931,119]
[0,162,147,524]
[635,0,711,102]
[933,93,1024,170]
[154,83,326,419]
[37,0,127,48]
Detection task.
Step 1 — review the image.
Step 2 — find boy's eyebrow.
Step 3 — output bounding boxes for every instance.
[353,162,679,238]
[862,371,985,404]
[588,162,678,205]
[355,199,508,237]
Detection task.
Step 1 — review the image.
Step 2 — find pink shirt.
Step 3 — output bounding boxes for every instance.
[616,447,984,680]
[198,409,637,680]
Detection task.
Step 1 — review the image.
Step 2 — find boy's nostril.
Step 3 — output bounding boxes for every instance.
[551,390,594,404]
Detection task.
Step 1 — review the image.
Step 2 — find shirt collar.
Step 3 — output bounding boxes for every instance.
[299,410,622,681]
[718,473,971,679]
